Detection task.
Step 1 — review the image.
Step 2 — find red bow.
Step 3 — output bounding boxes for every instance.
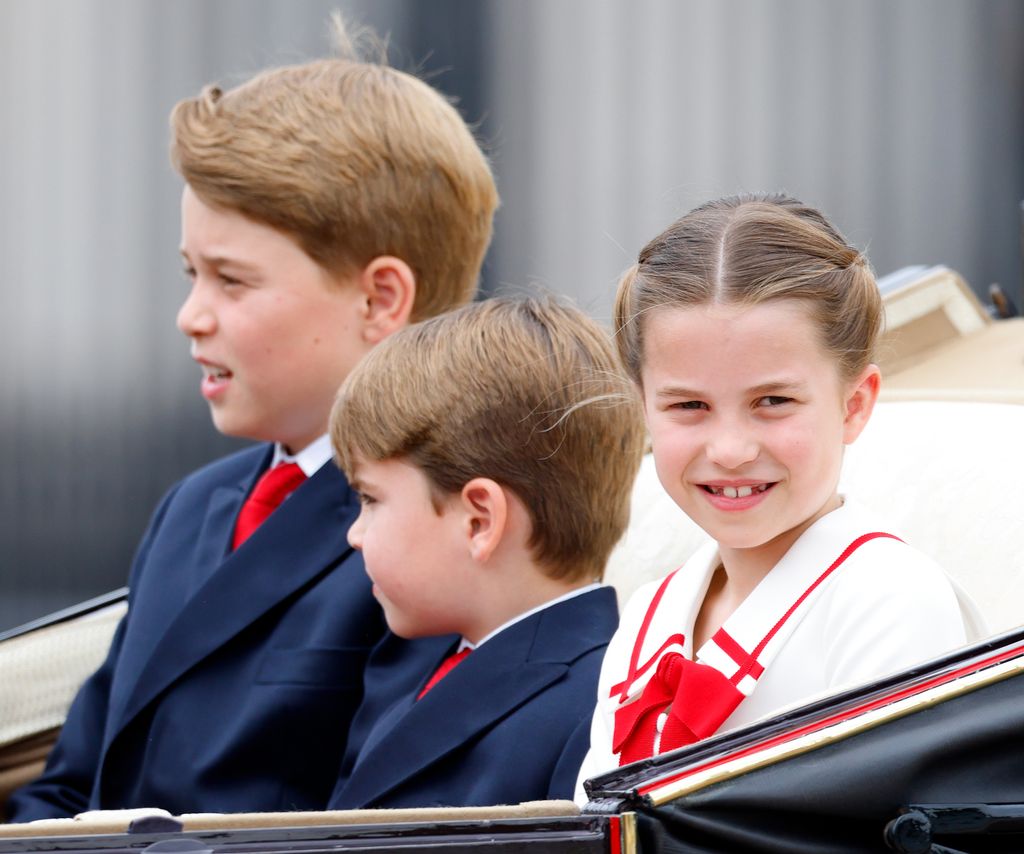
[612,651,744,766]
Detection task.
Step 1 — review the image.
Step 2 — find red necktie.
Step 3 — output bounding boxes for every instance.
[232,462,307,549]
[417,647,471,700]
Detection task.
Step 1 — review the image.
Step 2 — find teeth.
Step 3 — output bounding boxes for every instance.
[711,484,768,498]
[202,365,230,380]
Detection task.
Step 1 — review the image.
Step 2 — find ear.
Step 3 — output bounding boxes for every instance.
[356,255,417,344]
[459,477,508,563]
[842,364,881,445]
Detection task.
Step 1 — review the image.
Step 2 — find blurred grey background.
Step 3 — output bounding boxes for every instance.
[1,0,1022,630]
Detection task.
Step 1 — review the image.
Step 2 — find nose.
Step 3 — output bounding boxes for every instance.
[347,512,365,550]
[705,419,759,470]
[176,282,216,338]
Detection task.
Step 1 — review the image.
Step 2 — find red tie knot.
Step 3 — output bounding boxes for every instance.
[232,462,307,549]
[655,650,685,686]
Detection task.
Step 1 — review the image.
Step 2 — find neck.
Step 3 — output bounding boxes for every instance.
[718,493,844,596]
[462,564,592,645]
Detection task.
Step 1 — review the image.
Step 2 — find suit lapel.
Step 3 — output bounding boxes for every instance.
[112,459,359,734]
[103,450,264,733]
[338,587,617,807]
[354,636,456,761]
[187,484,249,594]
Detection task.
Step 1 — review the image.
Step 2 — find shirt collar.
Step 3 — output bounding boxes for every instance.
[459,582,604,652]
[271,434,333,477]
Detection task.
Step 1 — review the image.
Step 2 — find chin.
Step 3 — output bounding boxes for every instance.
[383,611,423,639]
[209,411,250,438]
[212,414,284,445]
[714,536,766,552]
[707,525,779,552]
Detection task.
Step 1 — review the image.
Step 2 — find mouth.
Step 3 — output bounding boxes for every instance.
[195,356,233,401]
[701,483,774,499]
[191,341,233,382]
[200,363,233,382]
[698,481,776,512]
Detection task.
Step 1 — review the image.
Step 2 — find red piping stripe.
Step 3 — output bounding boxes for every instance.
[611,568,682,700]
[608,814,622,854]
[615,533,899,698]
[737,532,900,681]
[713,628,765,683]
[609,633,687,698]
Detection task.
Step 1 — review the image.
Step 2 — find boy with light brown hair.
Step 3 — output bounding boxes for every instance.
[326,295,645,809]
[9,24,498,820]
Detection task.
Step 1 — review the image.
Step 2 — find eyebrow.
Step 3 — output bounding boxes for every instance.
[349,473,379,494]
[748,380,808,395]
[655,386,703,399]
[179,249,261,273]
[655,379,808,399]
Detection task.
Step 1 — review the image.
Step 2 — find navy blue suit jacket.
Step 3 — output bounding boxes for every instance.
[327,586,619,809]
[8,444,389,820]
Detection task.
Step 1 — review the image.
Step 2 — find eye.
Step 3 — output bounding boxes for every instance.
[756,395,792,408]
[671,400,708,411]
[181,264,196,281]
[357,492,377,506]
[218,273,244,288]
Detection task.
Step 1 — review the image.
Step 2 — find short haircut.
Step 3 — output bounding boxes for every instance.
[331,295,646,582]
[170,21,498,321]
[615,193,882,384]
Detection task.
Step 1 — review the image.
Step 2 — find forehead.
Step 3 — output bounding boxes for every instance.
[179,186,311,266]
[352,456,426,489]
[640,301,837,389]
[179,185,361,299]
[180,186,269,241]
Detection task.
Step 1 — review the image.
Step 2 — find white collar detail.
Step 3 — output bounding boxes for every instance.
[459,582,605,652]
[271,434,333,478]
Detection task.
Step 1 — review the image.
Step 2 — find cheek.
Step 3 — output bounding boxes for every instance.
[648,420,699,466]
[770,424,814,463]
[775,419,843,475]
[229,322,279,373]
[650,439,698,503]
[357,512,385,555]
[361,535,397,589]
[242,300,304,350]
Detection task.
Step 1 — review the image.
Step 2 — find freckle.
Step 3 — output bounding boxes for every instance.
[313,337,321,345]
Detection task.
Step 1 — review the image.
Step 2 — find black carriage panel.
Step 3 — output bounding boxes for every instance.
[583,628,1024,852]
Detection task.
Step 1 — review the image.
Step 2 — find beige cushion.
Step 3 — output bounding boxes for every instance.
[0,600,126,812]
[0,801,579,838]
[0,601,125,748]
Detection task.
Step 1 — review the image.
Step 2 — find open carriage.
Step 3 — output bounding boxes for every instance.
[1,266,1022,852]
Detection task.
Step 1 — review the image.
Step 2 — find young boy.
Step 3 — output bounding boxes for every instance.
[325,295,646,809]
[7,32,498,820]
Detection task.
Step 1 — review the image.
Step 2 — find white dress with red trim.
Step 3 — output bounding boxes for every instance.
[576,498,976,798]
